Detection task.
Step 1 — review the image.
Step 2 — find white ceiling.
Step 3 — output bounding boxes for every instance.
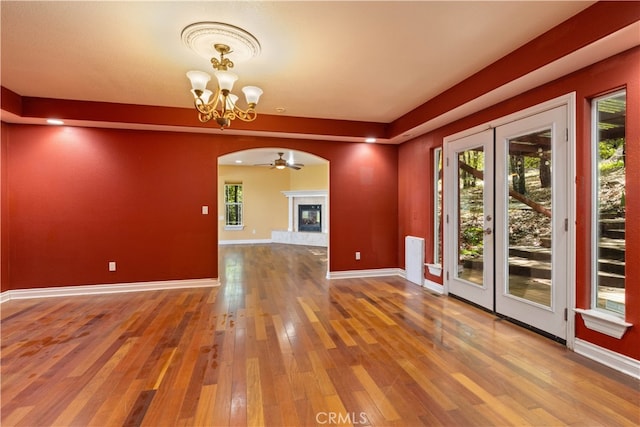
[2,0,624,166]
[1,1,596,123]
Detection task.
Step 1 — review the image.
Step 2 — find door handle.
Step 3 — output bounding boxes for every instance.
[484,227,492,235]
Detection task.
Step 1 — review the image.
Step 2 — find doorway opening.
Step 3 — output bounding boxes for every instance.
[217,148,330,277]
[444,97,575,343]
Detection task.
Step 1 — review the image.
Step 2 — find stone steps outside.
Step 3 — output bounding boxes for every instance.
[462,245,625,288]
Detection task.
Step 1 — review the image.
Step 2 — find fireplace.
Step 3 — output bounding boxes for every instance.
[298,204,322,232]
[272,190,327,246]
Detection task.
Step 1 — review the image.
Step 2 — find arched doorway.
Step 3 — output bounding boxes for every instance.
[217,148,330,276]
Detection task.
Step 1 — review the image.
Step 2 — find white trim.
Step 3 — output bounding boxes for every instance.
[398,269,444,294]
[443,93,577,347]
[589,89,627,319]
[426,263,442,277]
[224,225,245,231]
[445,93,577,143]
[443,128,495,310]
[218,239,272,245]
[566,92,577,350]
[0,278,220,303]
[328,268,402,280]
[574,338,640,380]
[575,308,632,339]
[433,147,443,266]
[424,278,444,295]
[281,190,328,198]
[330,267,444,294]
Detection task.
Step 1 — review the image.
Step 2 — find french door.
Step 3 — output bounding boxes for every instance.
[444,106,569,340]
[445,129,495,311]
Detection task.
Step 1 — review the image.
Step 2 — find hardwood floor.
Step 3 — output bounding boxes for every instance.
[1,243,638,426]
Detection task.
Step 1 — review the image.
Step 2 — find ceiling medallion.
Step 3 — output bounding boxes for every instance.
[181,22,261,63]
[182,22,263,130]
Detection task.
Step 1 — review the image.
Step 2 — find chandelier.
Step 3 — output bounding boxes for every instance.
[183,22,263,129]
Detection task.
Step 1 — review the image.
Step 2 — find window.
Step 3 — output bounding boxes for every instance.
[224,183,243,230]
[434,147,443,265]
[592,90,626,316]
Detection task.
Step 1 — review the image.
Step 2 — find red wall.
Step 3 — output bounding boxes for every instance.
[1,0,637,363]
[398,47,640,360]
[210,136,399,273]
[3,126,219,288]
[1,123,8,288]
[0,126,398,291]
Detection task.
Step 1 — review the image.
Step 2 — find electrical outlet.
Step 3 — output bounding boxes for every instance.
[108,261,116,272]
[355,252,361,260]
[202,205,209,215]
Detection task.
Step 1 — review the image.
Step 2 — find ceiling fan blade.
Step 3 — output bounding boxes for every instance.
[253,163,274,167]
[287,164,302,170]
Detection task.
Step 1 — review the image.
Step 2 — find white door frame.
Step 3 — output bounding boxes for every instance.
[443,93,576,348]
[495,105,569,339]
[444,129,495,311]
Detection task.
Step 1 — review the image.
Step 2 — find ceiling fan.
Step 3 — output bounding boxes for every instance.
[255,152,304,170]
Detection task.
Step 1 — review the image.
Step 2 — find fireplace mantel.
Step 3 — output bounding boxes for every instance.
[272,190,328,247]
[281,190,328,233]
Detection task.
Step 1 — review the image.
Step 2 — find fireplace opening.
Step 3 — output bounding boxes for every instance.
[298,204,322,232]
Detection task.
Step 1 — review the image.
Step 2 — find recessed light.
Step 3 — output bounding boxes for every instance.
[47,119,64,125]
[235,160,243,164]
[365,137,376,143]
[275,107,286,113]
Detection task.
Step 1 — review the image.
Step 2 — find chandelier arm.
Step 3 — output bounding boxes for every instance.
[194,99,210,115]
[194,87,223,112]
[233,107,258,122]
[222,94,255,122]
[197,111,212,123]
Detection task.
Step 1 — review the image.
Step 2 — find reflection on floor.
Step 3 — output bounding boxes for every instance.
[1,244,637,426]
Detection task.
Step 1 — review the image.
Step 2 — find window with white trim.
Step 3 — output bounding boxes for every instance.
[434,147,443,265]
[224,183,243,230]
[592,90,626,316]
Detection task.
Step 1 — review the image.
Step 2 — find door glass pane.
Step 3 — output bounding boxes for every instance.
[434,148,443,265]
[457,147,485,286]
[593,91,626,315]
[506,130,552,306]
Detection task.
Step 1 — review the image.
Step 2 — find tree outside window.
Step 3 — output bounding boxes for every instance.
[225,183,243,229]
[592,90,626,316]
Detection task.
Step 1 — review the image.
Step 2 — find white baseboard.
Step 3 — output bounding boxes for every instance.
[423,278,444,294]
[395,270,444,294]
[0,278,220,303]
[328,268,402,280]
[574,338,640,379]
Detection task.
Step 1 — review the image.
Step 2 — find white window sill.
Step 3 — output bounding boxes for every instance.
[574,308,632,339]
[224,225,244,231]
[425,263,442,277]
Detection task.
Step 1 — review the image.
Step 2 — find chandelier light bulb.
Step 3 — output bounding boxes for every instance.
[242,86,263,105]
[214,70,238,92]
[186,70,211,92]
[183,26,263,129]
[225,93,239,110]
[200,89,213,104]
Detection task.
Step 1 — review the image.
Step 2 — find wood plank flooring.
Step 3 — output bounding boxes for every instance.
[1,243,638,426]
